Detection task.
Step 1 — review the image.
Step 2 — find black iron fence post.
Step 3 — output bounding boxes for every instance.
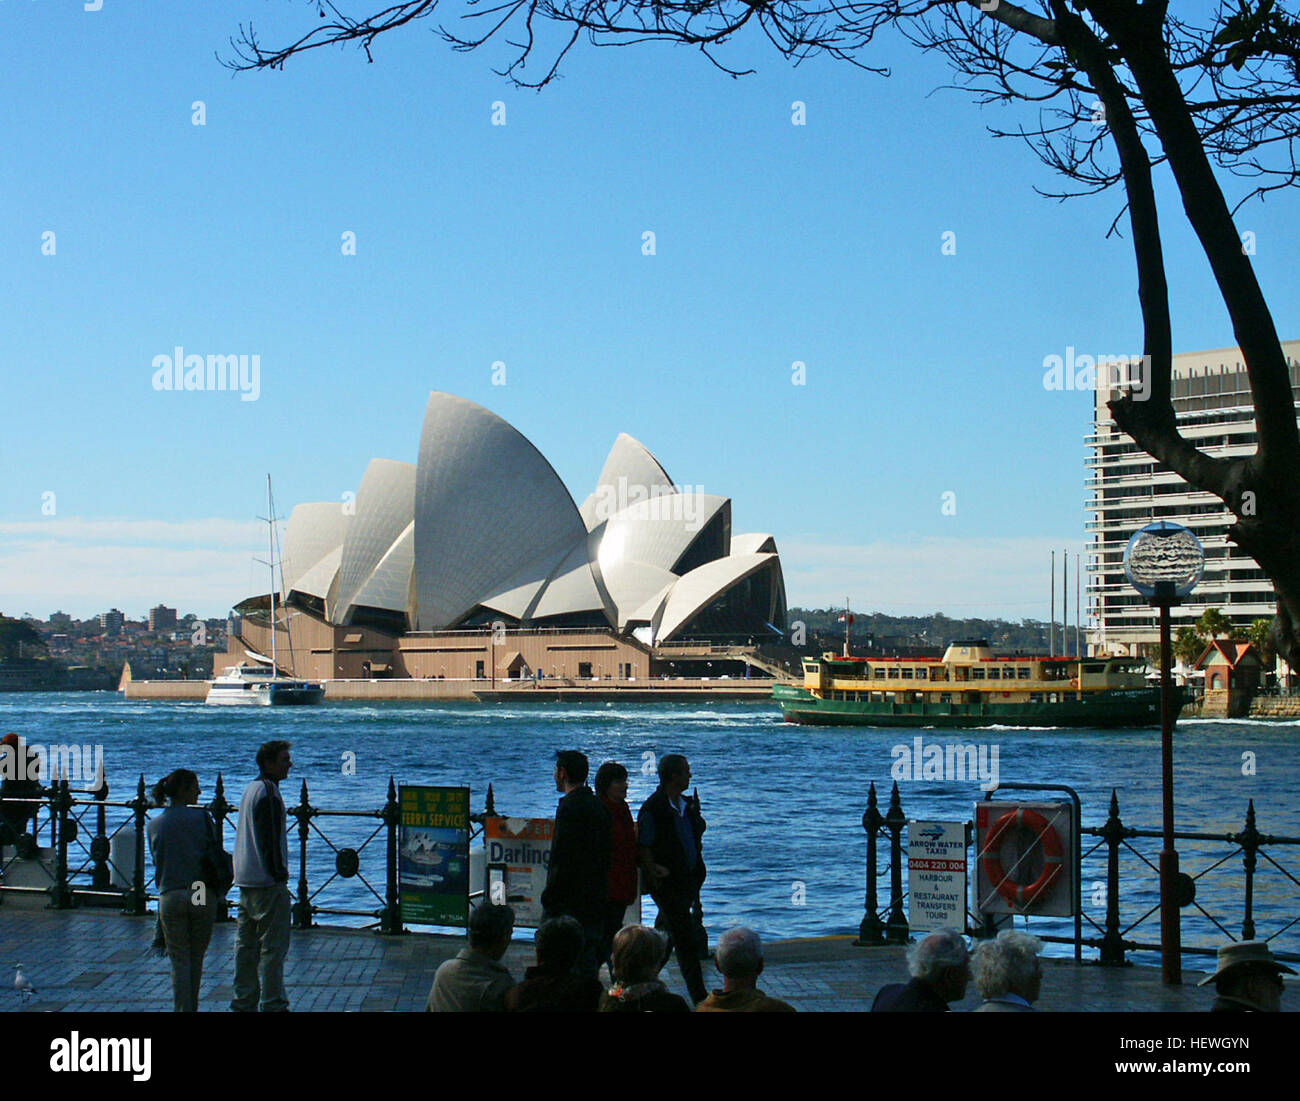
[1240,800,1259,942]
[90,766,110,891]
[885,782,909,944]
[292,779,314,929]
[208,773,234,923]
[378,776,403,935]
[124,775,148,916]
[858,782,884,946]
[49,777,73,909]
[1100,789,1127,966]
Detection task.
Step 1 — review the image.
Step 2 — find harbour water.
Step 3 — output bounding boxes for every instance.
[2,692,1297,960]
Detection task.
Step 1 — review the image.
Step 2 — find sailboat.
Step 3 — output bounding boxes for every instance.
[206,476,325,706]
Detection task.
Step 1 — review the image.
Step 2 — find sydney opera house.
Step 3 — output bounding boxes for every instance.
[219,392,786,684]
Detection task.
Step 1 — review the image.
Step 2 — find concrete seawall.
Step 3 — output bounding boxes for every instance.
[123,678,776,702]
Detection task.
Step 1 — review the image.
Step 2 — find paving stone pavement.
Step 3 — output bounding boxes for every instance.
[0,908,1291,1012]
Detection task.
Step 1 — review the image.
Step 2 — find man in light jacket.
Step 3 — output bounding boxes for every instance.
[231,740,292,1012]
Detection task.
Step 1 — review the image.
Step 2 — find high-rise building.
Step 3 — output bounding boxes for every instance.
[1087,341,1300,656]
[149,605,178,632]
[99,608,125,637]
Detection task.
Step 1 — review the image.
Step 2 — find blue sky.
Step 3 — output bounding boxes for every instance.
[2,1,1296,620]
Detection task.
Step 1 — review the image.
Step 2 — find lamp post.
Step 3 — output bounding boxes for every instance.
[1123,520,1204,985]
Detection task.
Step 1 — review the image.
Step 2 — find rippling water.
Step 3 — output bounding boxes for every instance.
[2,693,1297,960]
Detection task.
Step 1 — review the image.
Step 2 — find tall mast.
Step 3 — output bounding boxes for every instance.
[267,473,277,678]
[844,597,851,658]
[1063,549,1069,658]
[1050,551,1056,657]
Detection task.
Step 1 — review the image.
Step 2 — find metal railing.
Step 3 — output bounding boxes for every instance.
[0,772,499,933]
[856,781,1300,967]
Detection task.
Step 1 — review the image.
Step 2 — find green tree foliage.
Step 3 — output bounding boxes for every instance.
[0,615,48,662]
[1174,624,1207,666]
[1196,607,1232,642]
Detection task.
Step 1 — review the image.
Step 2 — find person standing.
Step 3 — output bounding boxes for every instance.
[231,740,293,1012]
[594,760,638,975]
[540,750,611,980]
[146,768,222,1012]
[637,754,708,1005]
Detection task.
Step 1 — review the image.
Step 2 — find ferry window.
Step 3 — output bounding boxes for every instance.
[930,667,945,680]
[986,667,1000,680]
[1063,692,1076,702]
[1017,667,1031,680]
[916,667,928,680]
[1030,692,1044,703]
[971,668,985,680]
[940,694,952,703]
[887,667,899,679]
[1084,663,1104,674]
[901,668,914,680]
[809,664,820,674]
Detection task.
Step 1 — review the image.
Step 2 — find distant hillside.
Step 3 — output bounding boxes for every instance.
[787,608,1078,655]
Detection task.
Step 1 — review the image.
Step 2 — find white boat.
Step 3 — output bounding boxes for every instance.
[206,660,325,706]
[206,476,325,707]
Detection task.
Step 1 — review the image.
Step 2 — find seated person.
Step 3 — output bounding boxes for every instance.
[871,930,970,1012]
[697,927,796,1012]
[426,903,515,1012]
[504,915,602,1012]
[599,925,691,1013]
[972,930,1043,1012]
[1199,941,1293,1013]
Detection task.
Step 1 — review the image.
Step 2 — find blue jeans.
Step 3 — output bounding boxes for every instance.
[231,883,291,1012]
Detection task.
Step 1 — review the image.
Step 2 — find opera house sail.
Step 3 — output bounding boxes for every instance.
[223,391,786,683]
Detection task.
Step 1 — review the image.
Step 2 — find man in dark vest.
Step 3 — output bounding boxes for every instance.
[637,754,708,1005]
[540,750,611,980]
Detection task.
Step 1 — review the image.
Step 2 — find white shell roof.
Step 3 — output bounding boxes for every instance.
[414,392,605,630]
[348,521,415,618]
[579,433,675,529]
[293,544,343,603]
[281,502,351,595]
[731,533,777,555]
[333,459,416,623]
[595,493,730,576]
[652,552,779,643]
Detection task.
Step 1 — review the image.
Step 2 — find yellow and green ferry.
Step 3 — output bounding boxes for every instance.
[774,640,1171,727]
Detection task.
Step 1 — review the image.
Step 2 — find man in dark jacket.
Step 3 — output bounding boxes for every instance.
[540,750,611,980]
[637,754,708,1005]
[1199,941,1293,1012]
[871,931,970,1012]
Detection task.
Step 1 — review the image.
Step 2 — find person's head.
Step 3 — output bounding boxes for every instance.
[610,925,668,986]
[151,769,200,808]
[467,902,515,961]
[715,927,765,990]
[908,930,971,1004]
[972,930,1043,1004]
[1200,941,1293,1013]
[594,760,629,802]
[535,915,584,973]
[256,740,292,781]
[554,750,589,793]
[657,754,691,797]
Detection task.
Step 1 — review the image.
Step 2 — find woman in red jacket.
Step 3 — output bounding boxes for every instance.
[594,760,638,979]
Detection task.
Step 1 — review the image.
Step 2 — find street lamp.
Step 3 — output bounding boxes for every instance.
[1123,520,1204,985]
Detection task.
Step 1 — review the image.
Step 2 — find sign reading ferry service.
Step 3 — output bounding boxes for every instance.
[908,821,967,932]
[399,785,471,927]
[484,816,554,927]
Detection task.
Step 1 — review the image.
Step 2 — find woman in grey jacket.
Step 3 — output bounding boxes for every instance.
[146,770,223,1012]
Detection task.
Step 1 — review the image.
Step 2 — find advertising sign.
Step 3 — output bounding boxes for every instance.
[484,816,554,928]
[399,785,471,926]
[974,801,1075,917]
[908,820,968,933]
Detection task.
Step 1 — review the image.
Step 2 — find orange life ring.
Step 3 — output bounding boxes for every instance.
[981,808,1064,908]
